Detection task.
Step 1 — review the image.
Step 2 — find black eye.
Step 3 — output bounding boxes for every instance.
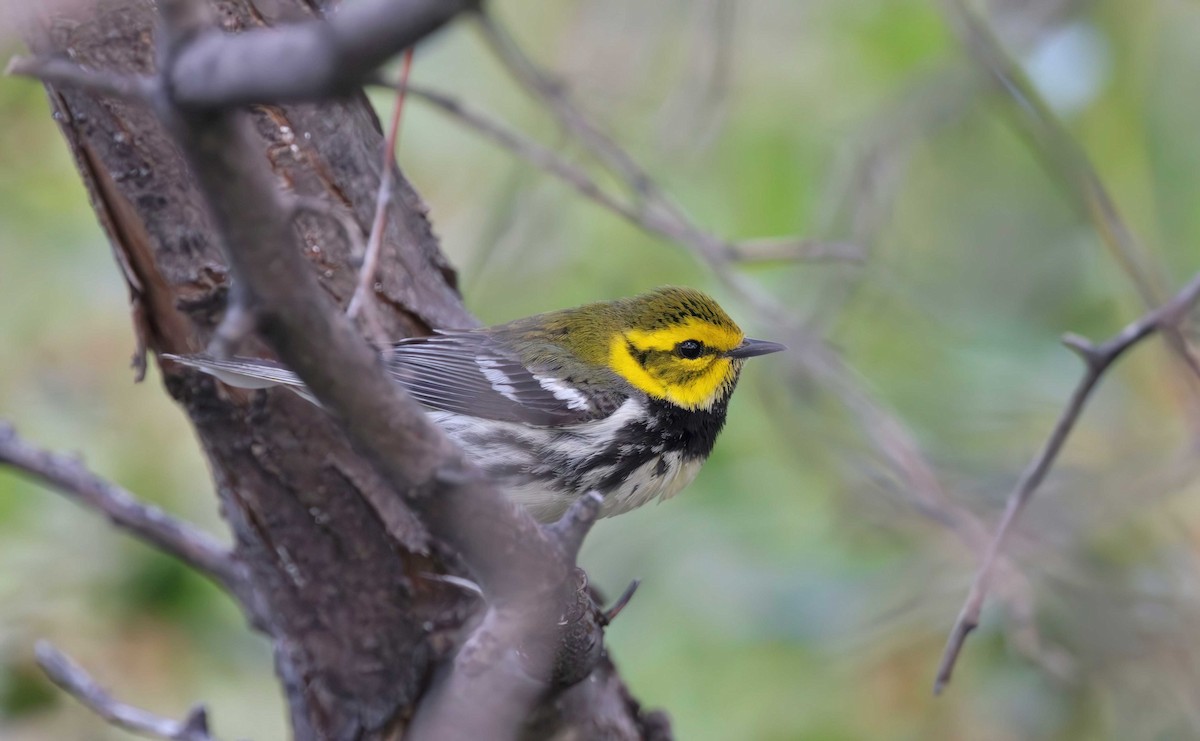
[676,340,703,359]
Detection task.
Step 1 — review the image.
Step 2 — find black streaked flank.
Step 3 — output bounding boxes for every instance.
[591,395,730,493]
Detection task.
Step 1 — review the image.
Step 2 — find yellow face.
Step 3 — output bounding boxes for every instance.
[607,316,746,410]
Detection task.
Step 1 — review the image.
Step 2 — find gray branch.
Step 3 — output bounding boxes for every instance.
[169,0,478,107]
[37,642,218,741]
[0,422,242,592]
[5,55,156,101]
[934,269,1200,694]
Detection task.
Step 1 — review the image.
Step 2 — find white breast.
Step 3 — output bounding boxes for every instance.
[428,398,705,522]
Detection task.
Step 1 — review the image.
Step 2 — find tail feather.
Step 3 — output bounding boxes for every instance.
[162,353,317,403]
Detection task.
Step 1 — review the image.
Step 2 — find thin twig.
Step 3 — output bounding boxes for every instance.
[347,48,414,323]
[934,269,1200,694]
[36,642,218,741]
[403,83,859,266]
[476,12,659,206]
[477,12,769,269]
[601,579,641,625]
[403,83,640,220]
[0,422,242,592]
[6,55,156,101]
[472,11,862,267]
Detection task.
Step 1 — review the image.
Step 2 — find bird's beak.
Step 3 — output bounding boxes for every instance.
[726,338,786,359]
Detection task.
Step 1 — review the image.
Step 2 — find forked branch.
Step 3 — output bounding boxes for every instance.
[934,269,1200,694]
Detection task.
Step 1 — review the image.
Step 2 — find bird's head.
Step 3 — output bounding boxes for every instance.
[535,287,784,411]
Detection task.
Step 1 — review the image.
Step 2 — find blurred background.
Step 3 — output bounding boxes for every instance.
[4,0,1200,738]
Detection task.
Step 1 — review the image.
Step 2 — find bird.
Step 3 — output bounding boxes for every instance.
[165,286,784,522]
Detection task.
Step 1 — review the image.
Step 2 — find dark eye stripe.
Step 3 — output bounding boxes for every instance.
[627,339,651,366]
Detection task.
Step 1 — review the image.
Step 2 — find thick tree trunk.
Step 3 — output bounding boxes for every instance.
[23,1,667,738]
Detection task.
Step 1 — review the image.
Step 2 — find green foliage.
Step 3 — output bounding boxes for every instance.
[0,662,58,720]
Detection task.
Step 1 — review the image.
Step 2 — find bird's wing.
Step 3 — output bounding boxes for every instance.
[166,334,627,427]
[162,353,317,402]
[385,332,620,426]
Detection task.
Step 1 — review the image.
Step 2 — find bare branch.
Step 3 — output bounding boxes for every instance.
[476,12,661,207]
[0,422,242,592]
[403,83,642,221]
[36,642,218,741]
[162,78,554,600]
[601,579,641,625]
[165,0,478,108]
[404,83,857,267]
[347,48,414,326]
[6,54,155,101]
[934,269,1200,694]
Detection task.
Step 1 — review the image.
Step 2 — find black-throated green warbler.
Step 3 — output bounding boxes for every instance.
[166,287,783,521]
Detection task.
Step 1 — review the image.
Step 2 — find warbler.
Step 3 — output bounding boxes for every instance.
[166,287,783,522]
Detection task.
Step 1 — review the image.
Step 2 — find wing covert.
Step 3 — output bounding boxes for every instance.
[384,332,615,426]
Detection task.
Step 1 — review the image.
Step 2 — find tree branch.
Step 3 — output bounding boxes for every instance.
[5,55,156,101]
[0,422,243,593]
[403,82,860,266]
[16,0,659,736]
[410,493,607,740]
[10,1,475,110]
[36,641,218,741]
[166,0,477,108]
[148,1,613,736]
[934,269,1200,694]
[347,48,414,329]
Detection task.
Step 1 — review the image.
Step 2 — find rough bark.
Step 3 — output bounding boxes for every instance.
[21,1,667,738]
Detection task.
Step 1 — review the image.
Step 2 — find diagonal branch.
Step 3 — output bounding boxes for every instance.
[0,422,243,593]
[347,47,415,327]
[403,83,861,265]
[5,55,156,101]
[934,269,1200,694]
[167,0,477,108]
[9,2,475,110]
[37,641,219,741]
[470,12,859,267]
[475,12,664,209]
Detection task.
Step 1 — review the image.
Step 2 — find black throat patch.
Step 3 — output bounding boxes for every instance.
[644,394,731,459]
[583,394,730,494]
